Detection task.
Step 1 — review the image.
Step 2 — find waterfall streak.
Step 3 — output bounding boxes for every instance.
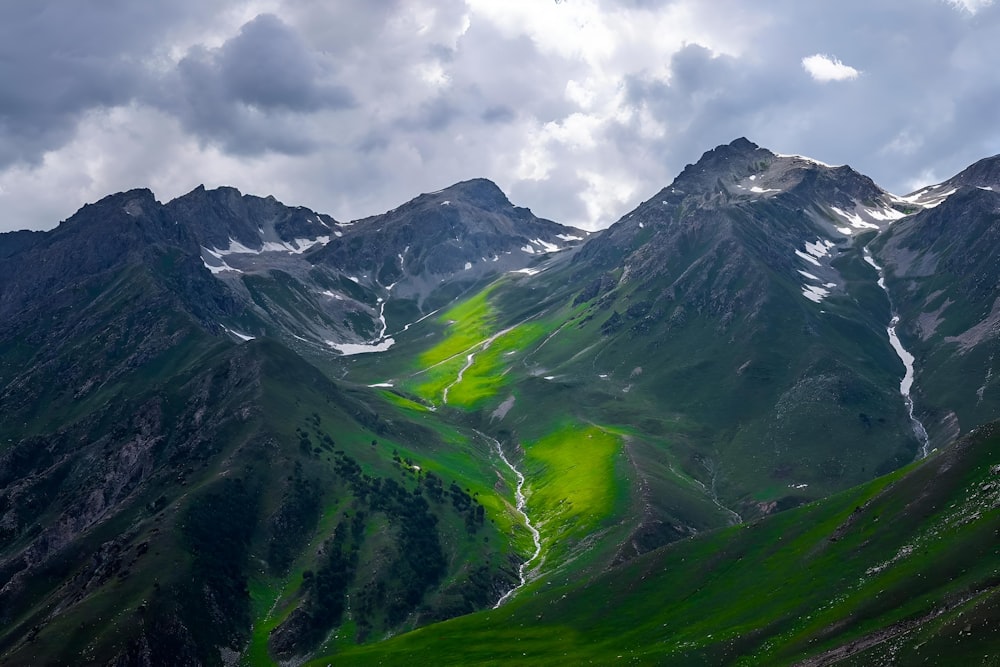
[479,433,542,608]
[863,247,930,457]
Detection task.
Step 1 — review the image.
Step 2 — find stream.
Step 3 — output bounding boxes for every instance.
[478,432,542,608]
[442,354,475,405]
[437,326,516,405]
[863,247,931,457]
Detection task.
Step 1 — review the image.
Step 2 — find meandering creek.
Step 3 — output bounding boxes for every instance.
[478,432,542,608]
[863,247,931,457]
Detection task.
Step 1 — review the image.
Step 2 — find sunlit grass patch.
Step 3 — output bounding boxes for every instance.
[523,423,624,557]
[418,283,499,368]
[442,322,549,408]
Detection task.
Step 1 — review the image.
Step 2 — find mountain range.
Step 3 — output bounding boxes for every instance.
[0,138,997,666]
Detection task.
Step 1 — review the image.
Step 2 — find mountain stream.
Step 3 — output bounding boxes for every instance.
[863,247,931,457]
[478,432,542,608]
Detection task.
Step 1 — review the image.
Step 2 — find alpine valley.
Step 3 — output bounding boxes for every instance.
[1,139,997,666]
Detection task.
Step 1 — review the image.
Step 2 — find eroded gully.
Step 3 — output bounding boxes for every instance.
[863,246,931,457]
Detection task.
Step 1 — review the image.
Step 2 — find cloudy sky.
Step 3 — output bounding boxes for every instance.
[1,0,998,232]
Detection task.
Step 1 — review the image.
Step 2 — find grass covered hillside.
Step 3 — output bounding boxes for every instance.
[321,422,1000,666]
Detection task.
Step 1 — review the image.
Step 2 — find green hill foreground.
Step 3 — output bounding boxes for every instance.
[319,423,1000,666]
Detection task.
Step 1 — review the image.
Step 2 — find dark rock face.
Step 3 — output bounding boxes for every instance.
[164,185,335,251]
[0,188,241,332]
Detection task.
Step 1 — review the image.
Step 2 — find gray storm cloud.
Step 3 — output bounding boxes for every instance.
[0,0,997,231]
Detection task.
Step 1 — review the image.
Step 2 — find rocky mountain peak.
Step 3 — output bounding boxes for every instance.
[60,188,160,228]
[436,178,513,210]
[312,178,585,302]
[667,137,773,194]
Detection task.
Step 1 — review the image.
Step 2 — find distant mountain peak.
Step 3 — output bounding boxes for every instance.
[424,178,513,210]
[675,137,772,181]
[728,136,760,151]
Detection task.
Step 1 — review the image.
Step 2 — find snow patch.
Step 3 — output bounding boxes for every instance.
[210,235,330,256]
[532,238,562,252]
[464,261,472,270]
[804,238,835,260]
[512,267,541,276]
[798,270,820,281]
[326,338,396,355]
[802,284,830,303]
[775,152,839,168]
[520,245,535,254]
[441,200,451,206]
[224,327,255,341]
[892,187,957,209]
[864,205,907,222]
[795,250,822,267]
[864,247,930,456]
[203,259,242,274]
[368,382,394,388]
[556,233,583,241]
[830,206,879,230]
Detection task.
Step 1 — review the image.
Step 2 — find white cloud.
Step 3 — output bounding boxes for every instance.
[880,130,923,156]
[801,54,861,82]
[904,168,941,194]
[945,0,994,13]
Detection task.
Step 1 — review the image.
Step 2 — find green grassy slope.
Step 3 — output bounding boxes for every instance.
[320,422,1000,666]
[337,270,737,587]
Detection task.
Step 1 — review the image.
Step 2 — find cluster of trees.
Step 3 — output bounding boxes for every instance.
[266,462,323,574]
[269,416,494,652]
[392,451,487,534]
[181,477,259,651]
